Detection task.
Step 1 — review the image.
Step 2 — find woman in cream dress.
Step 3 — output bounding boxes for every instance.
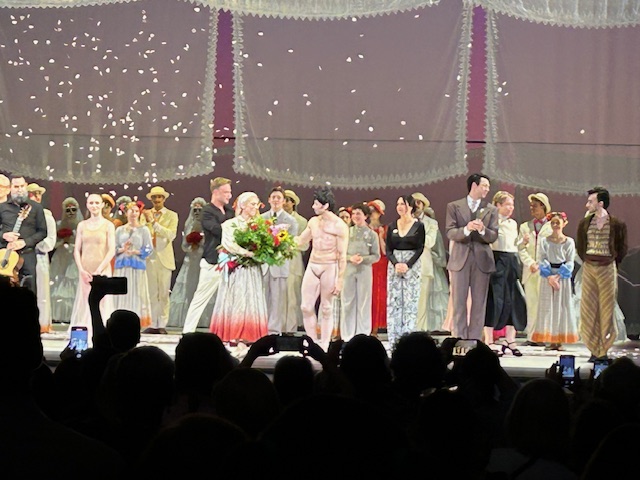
[50,197,83,323]
[69,194,116,342]
[168,197,214,328]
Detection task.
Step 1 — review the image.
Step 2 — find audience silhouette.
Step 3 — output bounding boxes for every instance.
[5,274,640,479]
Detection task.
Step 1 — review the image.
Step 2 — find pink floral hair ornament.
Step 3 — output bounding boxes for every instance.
[546,211,568,222]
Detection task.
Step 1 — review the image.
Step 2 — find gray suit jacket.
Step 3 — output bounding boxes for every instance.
[261,209,299,278]
[445,198,499,274]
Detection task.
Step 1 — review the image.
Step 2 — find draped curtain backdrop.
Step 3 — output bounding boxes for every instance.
[0,0,217,184]
[232,0,470,188]
[1,0,639,193]
[478,0,640,195]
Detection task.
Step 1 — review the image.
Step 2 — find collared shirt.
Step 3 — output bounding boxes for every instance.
[467,196,480,213]
[533,217,546,234]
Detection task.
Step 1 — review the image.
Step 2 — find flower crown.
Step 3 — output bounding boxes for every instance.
[120,200,145,213]
[546,211,568,222]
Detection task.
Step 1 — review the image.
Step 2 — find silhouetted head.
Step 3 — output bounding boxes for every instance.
[340,334,391,393]
[212,368,281,438]
[174,332,237,396]
[273,355,315,407]
[390,331,445,397]
[506,378,571,460]
[106,309,141,352]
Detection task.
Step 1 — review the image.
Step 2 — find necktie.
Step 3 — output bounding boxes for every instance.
[272,212,278,222]
[533,218,543,234]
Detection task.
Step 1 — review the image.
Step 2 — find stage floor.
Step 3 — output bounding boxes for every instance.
[41,324,640,382]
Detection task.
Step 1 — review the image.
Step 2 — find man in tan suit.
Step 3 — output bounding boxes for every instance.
[142,186,178,334]
[517,192,552,346]
[445,173,499,340]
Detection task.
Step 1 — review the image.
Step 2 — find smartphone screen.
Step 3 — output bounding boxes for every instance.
[593,359,611,379]
[69,327,89,353]
[559,355,575,385]
[276,335,301,352]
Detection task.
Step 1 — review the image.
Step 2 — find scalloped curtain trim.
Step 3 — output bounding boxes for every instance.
[0,0,440,19]
[474,0,640,28]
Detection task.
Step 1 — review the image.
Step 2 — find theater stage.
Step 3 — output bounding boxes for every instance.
[41,324,640,383]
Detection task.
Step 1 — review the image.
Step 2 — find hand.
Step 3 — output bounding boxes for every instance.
[349,254,363,265]
[301,335,328,365]
[529,264,539,273]
[8,239,26,251]
[395,263,408,275]
[331,280,342,295]
[245,334,278,359]
[143,210,153,223]
[2,232,19,243]
[548,275,561,291]
[246,251,254,258]
[88,275,109,304]
[545,361,563,385]
[522,233,530,245]
[466,220,478,232]
[80,270,93,284]
[473,219,485,233]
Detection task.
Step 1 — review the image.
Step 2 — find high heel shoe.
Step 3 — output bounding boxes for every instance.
[501,342,523,357]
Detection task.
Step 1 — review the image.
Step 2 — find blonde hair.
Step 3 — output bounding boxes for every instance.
[235,191,259,216]
[210,177,231,193]
[492,190,514,206]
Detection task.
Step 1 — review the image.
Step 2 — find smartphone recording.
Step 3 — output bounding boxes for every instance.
[559,355,575,386]
[91,275,128,295]
[276,335,301,352]
[593,358,611,379]
[68,326,89,354]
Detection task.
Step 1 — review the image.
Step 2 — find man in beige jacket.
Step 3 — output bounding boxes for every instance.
[142,186,178,334]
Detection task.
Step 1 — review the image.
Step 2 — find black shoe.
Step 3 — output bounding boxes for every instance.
[157,328,168,334]
[523,340,545,347]
[588,355,598,363]
[502,342,523,357]
[142,327,158,334]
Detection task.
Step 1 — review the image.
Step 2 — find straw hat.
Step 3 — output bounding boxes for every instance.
[26,183,46,194]
[146,186,171,200]
[528,192,551,214]
[284,189,300,206]
[101,193,115,208]
[411,192,430,209]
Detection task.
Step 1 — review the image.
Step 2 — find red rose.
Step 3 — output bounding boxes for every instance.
[273,236,280,247]
[186,231,203,245]
[57,228,73,239]
[250,224,258,231]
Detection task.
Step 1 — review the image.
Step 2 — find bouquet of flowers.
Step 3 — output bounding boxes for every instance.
[57,227,73,239]
[185,231,203,245]
[218,216,297,272]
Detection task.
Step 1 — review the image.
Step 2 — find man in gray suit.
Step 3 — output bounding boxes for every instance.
[445,173,499,340]
[262,186,298,334]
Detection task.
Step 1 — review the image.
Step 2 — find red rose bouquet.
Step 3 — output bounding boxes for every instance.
[185,231,203,245]
[57,228,73,239]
